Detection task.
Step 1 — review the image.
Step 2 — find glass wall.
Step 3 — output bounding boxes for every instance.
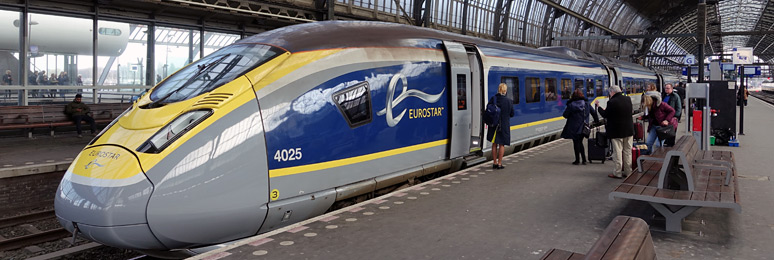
[97,21,146,86]
[27,13,93,101]
[202,31,240,57]
[0,10,21,104]
[155,27,199,84]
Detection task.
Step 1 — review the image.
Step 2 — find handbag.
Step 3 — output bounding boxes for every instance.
[581,122,591,138]
[655,125,676,140]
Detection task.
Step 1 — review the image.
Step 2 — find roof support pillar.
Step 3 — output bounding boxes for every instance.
[461,0,469,35]
[492,0,513,42]
[412,0,432,27]
[521,0,532,43]
[697,0,706,82]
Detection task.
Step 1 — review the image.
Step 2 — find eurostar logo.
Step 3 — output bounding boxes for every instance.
[85,159,105,169]
[377,74,444,127]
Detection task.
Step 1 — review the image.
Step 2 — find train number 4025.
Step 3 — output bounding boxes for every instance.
[274,148,302,162]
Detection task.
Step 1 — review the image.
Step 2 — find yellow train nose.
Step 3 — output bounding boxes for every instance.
[55,145,166,250]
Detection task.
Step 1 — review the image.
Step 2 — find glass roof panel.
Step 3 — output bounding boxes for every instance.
[719,0,766,51]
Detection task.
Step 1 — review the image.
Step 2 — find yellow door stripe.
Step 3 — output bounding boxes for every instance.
[269,140,449,178]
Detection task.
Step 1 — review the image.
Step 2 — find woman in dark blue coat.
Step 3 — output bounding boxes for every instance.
[486,83,515,169]
[561,89,599,165]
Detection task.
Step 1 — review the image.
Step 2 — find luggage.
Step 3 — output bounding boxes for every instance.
[587,130,609,163]
[483,96,501,127]
[628,146,642,170]
[633,120,644,141]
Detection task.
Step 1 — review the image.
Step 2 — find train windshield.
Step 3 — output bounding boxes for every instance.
[148,44,283,106]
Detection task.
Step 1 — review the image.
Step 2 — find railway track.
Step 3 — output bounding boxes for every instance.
[0,210,70,251]
[750,90,774,105]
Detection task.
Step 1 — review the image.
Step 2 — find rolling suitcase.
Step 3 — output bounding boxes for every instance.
[587,129,609,163]
[633,120,644,141]
[627,146,642,170]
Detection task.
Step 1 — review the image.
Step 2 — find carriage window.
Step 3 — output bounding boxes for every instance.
[333,82,372,128]
[585,78,595,98]
[526,77,541,103]
[501,76,519,104]
[545,78,557,101]
[574,79,584,97]
[596,79,604,97]
[561,78,572,100]
[457,74,467,110]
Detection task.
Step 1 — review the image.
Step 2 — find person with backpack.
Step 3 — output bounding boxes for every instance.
[561,89,599,165]
[485,83,514,169]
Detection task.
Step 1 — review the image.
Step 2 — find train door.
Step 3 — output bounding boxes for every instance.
[467,46,484,153]
[443,41,481,159]
[609,67,623,89]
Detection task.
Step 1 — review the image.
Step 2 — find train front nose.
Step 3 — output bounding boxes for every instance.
[54,145,166,250]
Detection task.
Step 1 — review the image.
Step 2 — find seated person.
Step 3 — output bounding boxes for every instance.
[65,94,97,138]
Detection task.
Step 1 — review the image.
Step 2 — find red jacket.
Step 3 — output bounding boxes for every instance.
[646,102,678,132]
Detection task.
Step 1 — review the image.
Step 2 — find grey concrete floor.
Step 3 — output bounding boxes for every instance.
[200,97,773,260]
[0,133,91,167]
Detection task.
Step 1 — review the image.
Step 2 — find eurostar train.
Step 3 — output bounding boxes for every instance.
[55,21,671,258]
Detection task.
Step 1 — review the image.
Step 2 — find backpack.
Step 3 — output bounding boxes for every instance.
[483,95,501,128]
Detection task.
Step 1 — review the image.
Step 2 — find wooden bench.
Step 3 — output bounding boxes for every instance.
[610,138,741,232]
[542,216,656,260]
[0,103,130,137]
[637,135,736,185]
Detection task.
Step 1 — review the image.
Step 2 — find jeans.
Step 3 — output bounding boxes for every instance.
[611,136,633,177]
[72,115,96,135]
[645,128,664,153]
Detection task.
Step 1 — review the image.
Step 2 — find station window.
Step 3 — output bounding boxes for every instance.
[596,79,604,97]
[501,76,519,104]
[333,82,373,128]
[585,78,595,98]
[545,78,557,101]
[525,77,541,103]
[457,74,467,110]
[561,78,572,100]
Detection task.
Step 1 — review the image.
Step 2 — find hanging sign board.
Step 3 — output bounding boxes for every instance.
[732,47,753,65]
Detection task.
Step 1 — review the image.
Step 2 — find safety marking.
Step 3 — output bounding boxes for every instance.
[412,186,426,191]
[202,252,232,260]
[442,185,451,187]
[427,180,441,185]
[325,225,339,229]
[363,212,375,215]
[303,233,317,237]
[3,165,12,167]
[25,162,33,165]
[348,206,365,213]
[345,218,358,222]
[446,176,457,180]
[452,181,461,184]
[459,172,468,175]
[407,196,418,200]
[420,192,430,195]
[461,178,470,181]
[248,238,274,247]
[319,216,339,222]
[279,241,294,246]
[431,188,441,191]
[391,192,407,197]
[470,175,478,177]
[252,250,268,256]
[394,201,404,204]
[371,199,388,204]
[45,160,55,162]
[286,226,308,233]
[379,206,391,210]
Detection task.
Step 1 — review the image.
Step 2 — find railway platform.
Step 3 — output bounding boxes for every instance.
[193,96,774,260]
[0,134,89,169]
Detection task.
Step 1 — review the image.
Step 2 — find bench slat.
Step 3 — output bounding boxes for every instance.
[541,249,585,260]
[655,189,675,200]
[585,217,628,259]
[719,192,735,204]
[705,191,721,202]
[690,191,706,201]
[673,190,691,200]
[616,184,634,193]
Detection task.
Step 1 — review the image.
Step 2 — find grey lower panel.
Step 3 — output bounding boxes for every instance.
[259,189,337,234]
[609,192,741,213]
[70,220,167,250]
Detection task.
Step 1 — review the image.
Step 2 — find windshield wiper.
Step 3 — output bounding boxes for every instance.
[146,54,231,108]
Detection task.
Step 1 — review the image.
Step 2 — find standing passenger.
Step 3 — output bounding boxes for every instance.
[487,83,515,169]
[561,89,599,165]
[595,86,634,179]
[3,70,12,98]
[662,84,682,146]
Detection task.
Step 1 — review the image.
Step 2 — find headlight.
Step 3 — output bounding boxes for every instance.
[136,110,213,154]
